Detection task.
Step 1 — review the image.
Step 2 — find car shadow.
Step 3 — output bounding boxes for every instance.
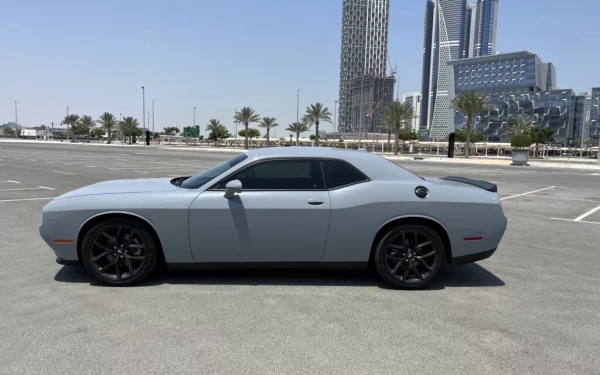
[54,263,504,290]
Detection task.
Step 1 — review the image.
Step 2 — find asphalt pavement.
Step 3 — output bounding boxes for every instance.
[0,141,599,375]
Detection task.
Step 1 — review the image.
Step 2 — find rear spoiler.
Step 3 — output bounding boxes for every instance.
[440,176,498,193]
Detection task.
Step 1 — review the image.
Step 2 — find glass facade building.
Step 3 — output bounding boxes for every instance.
[454,89,576,143]
[473,0,499,57]
[338,0,390,133]
[428,0,467,140]
[419,0,436,132]
[590,87,600,145]
[448,51,552,94]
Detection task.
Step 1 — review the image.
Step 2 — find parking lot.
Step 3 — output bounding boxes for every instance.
[1,142,599,374]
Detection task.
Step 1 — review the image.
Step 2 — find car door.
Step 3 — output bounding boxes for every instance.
[188,158,331,263]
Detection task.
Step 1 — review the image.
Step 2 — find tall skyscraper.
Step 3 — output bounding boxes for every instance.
[473,0,499,57]
[338,0,390,133]
[463,2,477,58]
[403,93,421,131]
[428,0,467,140]
[419,0,435,133]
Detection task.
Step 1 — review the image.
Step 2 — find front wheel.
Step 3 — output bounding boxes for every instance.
[373,224,445,290]
[81,218,158,286]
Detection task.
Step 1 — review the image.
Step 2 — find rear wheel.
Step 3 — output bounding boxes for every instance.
[81,218,158,286]
[373,224,444,290]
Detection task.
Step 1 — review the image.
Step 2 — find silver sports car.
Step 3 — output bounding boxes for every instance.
[40,147,507,289]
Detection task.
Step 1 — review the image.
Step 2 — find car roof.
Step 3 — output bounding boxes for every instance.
[243,147,420,182]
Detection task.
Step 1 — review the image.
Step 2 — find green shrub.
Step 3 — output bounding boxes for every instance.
[511,134,532,150]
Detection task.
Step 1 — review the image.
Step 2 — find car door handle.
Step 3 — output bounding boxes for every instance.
[307,199,324,206]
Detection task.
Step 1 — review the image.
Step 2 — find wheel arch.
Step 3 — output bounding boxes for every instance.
[368,215,452,265]
[77,211,165,265]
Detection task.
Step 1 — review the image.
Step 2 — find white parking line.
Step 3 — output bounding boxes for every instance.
[0,186,55,192]
[500,186,556,201]
[53,171,75,175]
[574,205,600,222]
[550,218,600,225]
[0,197,56,203]
[85,165,95,168]
[1,180,21,184]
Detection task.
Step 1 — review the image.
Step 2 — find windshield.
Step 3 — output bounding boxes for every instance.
[180,154,248,189]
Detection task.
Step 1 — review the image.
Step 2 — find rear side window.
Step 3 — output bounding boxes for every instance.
[322,160,368,189]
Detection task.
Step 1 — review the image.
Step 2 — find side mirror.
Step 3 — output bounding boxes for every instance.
[223,180,242,199]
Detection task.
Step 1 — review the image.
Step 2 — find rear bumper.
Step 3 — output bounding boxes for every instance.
[56,257,81,266]
[450,247,496,266]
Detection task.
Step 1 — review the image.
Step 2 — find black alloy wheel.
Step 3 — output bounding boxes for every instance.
[374,224,444,289]
[81,218,158,286]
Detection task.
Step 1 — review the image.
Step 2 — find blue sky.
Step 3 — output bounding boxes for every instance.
[2,0,599,135]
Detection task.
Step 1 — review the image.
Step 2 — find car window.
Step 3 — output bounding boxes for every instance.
[218,160,324,190]
[180,154,248,189]
[322,160,368,189]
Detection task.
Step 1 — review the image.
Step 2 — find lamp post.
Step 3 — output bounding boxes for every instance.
[194,106,196,129]
[141,86,146,147]
[14,101,19,138]
[152,100,155,134]
[334,100,338,139]
[358,63,365,148]
[234,109,239,148]
[297,89,301,123]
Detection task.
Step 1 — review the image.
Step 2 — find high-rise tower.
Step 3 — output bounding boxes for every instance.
[338,0,390,133]
[463,2,477,58]
[473,0,499,57]
[428,0,467,140]
[419,0,436,133]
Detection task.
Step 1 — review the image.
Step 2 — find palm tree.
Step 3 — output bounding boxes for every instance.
[119,117,140,144]
[285,122,310,146]
[302,102,332,146]
[77,115,96,143]
[258,117,279,146]
[206,119,224,146]
[234,108,261,149]
[382,101,416,155]
[63,114,80,141]
[451,91,487,158]
[97,112,118,144]
[505,114,534,136]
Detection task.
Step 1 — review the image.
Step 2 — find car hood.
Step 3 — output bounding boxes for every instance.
[54,178,179,200]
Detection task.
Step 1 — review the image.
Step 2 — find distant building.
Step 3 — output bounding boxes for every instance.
[473,0,499,57]
[589,87,600,144]
[403,93,421,131]
[448,50,555,97]
[427,0,468,140]
[447,50,595,145]
[546,62,556,90]
[338,0,390,133]
[463,2,477,58]
[419,0,436,133]
[350,74,396,133]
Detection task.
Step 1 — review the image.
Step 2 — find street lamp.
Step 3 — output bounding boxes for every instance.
[14,101,19,138]
[194,106,196,129]
[297,89,301,123]
[234,109,239,147]
[152,100,155,134]
[334,100,338,138]
[358,63,365,148]
[141,86,146,147]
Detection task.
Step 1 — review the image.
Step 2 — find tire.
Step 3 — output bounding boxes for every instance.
[373,224,445,290]
[81,218,159,286]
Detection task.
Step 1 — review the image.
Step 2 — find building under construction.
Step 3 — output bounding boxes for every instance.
[350,74,396,134]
